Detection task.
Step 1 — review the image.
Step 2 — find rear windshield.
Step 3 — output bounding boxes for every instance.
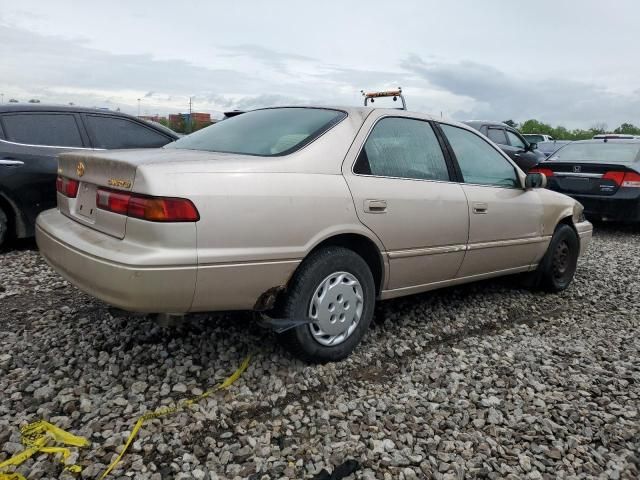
[549,142,640,164]
[166,107,346,156]
[524,134,544,143]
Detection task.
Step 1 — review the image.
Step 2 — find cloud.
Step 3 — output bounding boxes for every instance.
[401,54,640,128]
[3,19,640,128]
[219,44,316,71]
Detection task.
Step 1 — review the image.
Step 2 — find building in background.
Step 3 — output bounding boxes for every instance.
[168,112,213,133]
[139,114,166,123]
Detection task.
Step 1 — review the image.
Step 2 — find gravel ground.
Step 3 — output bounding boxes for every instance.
[1,225,639,480]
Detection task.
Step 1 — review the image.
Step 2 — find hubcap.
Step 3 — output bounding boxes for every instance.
[552,241,570,279]
[308,272,364,346]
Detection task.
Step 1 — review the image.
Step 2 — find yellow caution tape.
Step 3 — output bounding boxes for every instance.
[99,355,250,479]
[0,355,250,480]
[0,420,90,480]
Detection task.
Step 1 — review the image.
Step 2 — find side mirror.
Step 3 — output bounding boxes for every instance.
[527,142,538,151]
[525,172,547,189]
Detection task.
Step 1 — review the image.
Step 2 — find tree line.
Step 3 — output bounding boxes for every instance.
[502,119,640,140]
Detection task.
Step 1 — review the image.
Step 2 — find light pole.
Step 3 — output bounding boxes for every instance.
[1,93,4,104]
[137,98,141,117]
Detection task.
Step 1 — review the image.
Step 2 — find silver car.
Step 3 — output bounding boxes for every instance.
[36,107,592,362]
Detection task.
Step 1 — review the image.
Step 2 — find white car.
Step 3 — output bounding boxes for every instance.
[523,134,555,143]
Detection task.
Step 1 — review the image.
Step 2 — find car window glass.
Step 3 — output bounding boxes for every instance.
[440,124,519,188]
[354,117,449,181]
[1,113,83,147]
[506,130,526,149]
[487,128,508,145]
[85,115,171,149]
[167,108,345,156]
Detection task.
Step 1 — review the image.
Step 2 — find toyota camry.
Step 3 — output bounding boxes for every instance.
[36,106,592,362]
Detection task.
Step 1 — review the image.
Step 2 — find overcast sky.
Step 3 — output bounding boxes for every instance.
[1,0,639,127]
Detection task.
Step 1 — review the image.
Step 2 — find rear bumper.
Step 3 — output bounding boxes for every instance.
[36,209,198,313]
[569,191,640,223]
[575,220,593,257]
[36,208,301,313]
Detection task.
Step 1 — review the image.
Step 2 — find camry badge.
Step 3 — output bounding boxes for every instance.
[76,161,86,177]
[573,165,581,173]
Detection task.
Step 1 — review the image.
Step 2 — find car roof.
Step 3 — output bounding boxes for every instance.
[251,105,481,130]
[0,104,179,138]
[462,120,510,128]
[568,139,640,144]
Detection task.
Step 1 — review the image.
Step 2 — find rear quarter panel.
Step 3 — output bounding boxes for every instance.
[135,168,382,310]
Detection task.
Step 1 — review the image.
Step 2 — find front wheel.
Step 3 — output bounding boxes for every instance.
[536,224,580,292]
[276,246,375,363]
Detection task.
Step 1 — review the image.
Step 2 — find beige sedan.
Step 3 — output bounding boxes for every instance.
[36,107,592,362]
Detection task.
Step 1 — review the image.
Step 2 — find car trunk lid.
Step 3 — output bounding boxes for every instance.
[539,162,635,196]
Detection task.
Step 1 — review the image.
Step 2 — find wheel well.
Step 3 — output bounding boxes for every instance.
[308,234,384,294]
[557,215,580,246]
[558,215,578,233]
[0,194,17,240]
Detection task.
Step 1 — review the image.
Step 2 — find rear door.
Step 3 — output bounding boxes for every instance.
[438,123,544,277]
[0,112,90,232]
[343,112,469,292]
[82,114,175,149]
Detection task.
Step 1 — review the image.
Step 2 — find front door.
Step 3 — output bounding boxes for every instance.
[438,123,545,278]
[343,113,469,292]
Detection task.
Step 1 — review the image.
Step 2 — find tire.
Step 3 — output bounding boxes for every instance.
[277,246,376,363]
[536,224,580,292]
[0,207,8,249]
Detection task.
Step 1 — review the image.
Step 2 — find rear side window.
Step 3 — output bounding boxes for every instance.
[441,124,519,188]
[487,127,508,145]
[1,113,83,147]
[85,115,172,149]
[354,117,449,181]
[167,107,346,156]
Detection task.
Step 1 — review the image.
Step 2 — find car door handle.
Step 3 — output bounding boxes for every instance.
[472,202,488,214]
[364,199,387,213]
[0,159,24,167]
[514,153,521,157]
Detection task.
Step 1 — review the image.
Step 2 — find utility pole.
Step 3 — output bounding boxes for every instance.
[188,96,193,132]
[137,98,141,117]
[0,93,3,104]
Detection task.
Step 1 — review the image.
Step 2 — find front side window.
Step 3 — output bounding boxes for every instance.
[440,124,519,188]
[85,116,172,149]
[167,107,346,156]
[487,127,508,145]
[506,130,526,149]
[1,113,83,147]
[354,117,449,181]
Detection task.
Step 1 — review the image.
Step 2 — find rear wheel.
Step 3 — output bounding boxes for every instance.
[0,207,8,248]
[277,246,375,363]
[536,224,579,292]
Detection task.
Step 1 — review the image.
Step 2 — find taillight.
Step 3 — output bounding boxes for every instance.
[96,188,130,215]
[603,171,640,187]
[622,172,640,188]
[529,167,554,177]
[603,171,625,186]
[96,188,199,222]
[56,176,79,198]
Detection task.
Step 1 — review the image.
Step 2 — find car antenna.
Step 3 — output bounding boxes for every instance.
[361,87,406,110]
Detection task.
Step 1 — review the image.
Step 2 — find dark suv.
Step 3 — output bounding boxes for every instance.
[0,105,178,247]
[464,121,546,172]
